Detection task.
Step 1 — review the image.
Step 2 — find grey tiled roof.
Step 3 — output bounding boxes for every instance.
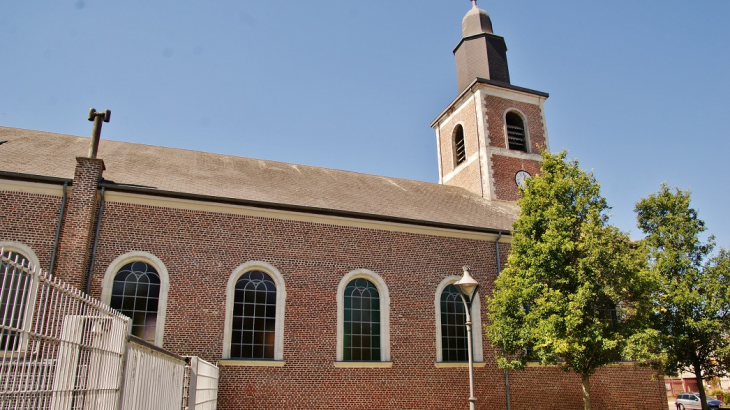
[0,126,517,231]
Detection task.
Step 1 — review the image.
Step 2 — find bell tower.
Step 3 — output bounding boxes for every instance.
[431,1,549,202]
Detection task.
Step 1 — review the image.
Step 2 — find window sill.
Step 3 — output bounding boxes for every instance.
[219,359,285,367]
[435,362,486,368]
[334,361,393,368]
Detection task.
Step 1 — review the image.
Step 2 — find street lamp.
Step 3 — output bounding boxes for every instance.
[454,266,480,410]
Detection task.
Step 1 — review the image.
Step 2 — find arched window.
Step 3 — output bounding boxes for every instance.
[453,124,467,166]
[109,261,160,344]
[505,111,528,152]
[337,269,391,364]
[1,252,31,351]
[343,278,380,361]
[434,276,483,363]
[0,242,40,354]
[231,270,277,359]
[223,261,286,362]
[101,252,170,347]
[440,284,468,361]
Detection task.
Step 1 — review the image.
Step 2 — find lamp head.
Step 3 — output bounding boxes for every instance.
[454,266,480,300]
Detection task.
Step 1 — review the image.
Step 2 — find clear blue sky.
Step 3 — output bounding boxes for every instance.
[2,1,728,247]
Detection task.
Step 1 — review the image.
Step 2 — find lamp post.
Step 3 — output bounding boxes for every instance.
[454,266,480,410]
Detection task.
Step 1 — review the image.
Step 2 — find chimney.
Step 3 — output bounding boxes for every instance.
[87,108,111,159]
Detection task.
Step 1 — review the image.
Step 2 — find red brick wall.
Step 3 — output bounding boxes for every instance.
[507,365,667,410]
[446,159,483,196]
[0,190,62,269]
[54,158,104,289]
[78,199,666,410]
[490,154,541,202]
[88,200,504,408]
[0,179,667,410]
[484,95,546,153]
[438,97,479,177]
[437,96,488,196]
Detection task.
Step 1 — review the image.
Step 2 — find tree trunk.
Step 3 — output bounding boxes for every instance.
[581,374,591,410]
[693,362,708,410]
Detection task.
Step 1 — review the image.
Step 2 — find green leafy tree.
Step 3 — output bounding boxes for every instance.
[629,186,730,410]
[487,151,651,410]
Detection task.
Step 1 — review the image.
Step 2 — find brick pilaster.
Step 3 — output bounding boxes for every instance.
[54,157,105,291]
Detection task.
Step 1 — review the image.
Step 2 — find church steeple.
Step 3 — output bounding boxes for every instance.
[454,1,510,93]
[431,2,549,203]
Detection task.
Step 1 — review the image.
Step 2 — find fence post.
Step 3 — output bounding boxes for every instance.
[187,356,198,410]
[115,334,132,410]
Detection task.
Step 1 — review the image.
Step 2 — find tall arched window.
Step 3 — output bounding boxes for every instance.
[505,111,528,152]
[440,284,468,362]
[223,261,286,363]
[336,269,391,364]
[434,276,483,364]
[102,252,170,347]
[1,252,31,351]
[231,270,277,359]
[343,278,381,361]
[109,261,160,344]
[453,124,467,166]
[0,242,40,354]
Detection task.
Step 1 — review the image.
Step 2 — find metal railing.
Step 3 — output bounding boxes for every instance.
[1,250,130,409]
[120,337,186,410]
[0,250,219,410]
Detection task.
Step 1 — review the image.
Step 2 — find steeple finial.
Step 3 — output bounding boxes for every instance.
[471,0,478,8]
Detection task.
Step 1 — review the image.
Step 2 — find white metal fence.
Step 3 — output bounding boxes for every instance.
[1,250,130,409]
[121,338,187,410]
[0,250,218,410]
[185,357,219,410]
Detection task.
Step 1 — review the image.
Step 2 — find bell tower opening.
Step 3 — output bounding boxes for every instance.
[453,125,467,166]
[506,112,527,152]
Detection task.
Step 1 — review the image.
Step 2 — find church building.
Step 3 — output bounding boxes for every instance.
[0,2,667,409]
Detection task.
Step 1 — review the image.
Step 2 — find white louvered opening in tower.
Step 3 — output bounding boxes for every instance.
[506,112,527,152]
[454,125,466,166]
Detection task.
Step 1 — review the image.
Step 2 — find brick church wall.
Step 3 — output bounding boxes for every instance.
[0,190,62,268]
[438,97,480,176]
[490,154,542,202]
[76,198,665,410]
[484,95,546,153]
[507,365,666,410]
[445,160,483,196]
[88,200,505,408]
[54,158,104,289]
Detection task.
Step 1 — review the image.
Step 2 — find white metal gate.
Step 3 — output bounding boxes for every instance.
[0,250,218,410]
[120,338,186,410]
[185,357,219,410]
[1,250,130,409]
